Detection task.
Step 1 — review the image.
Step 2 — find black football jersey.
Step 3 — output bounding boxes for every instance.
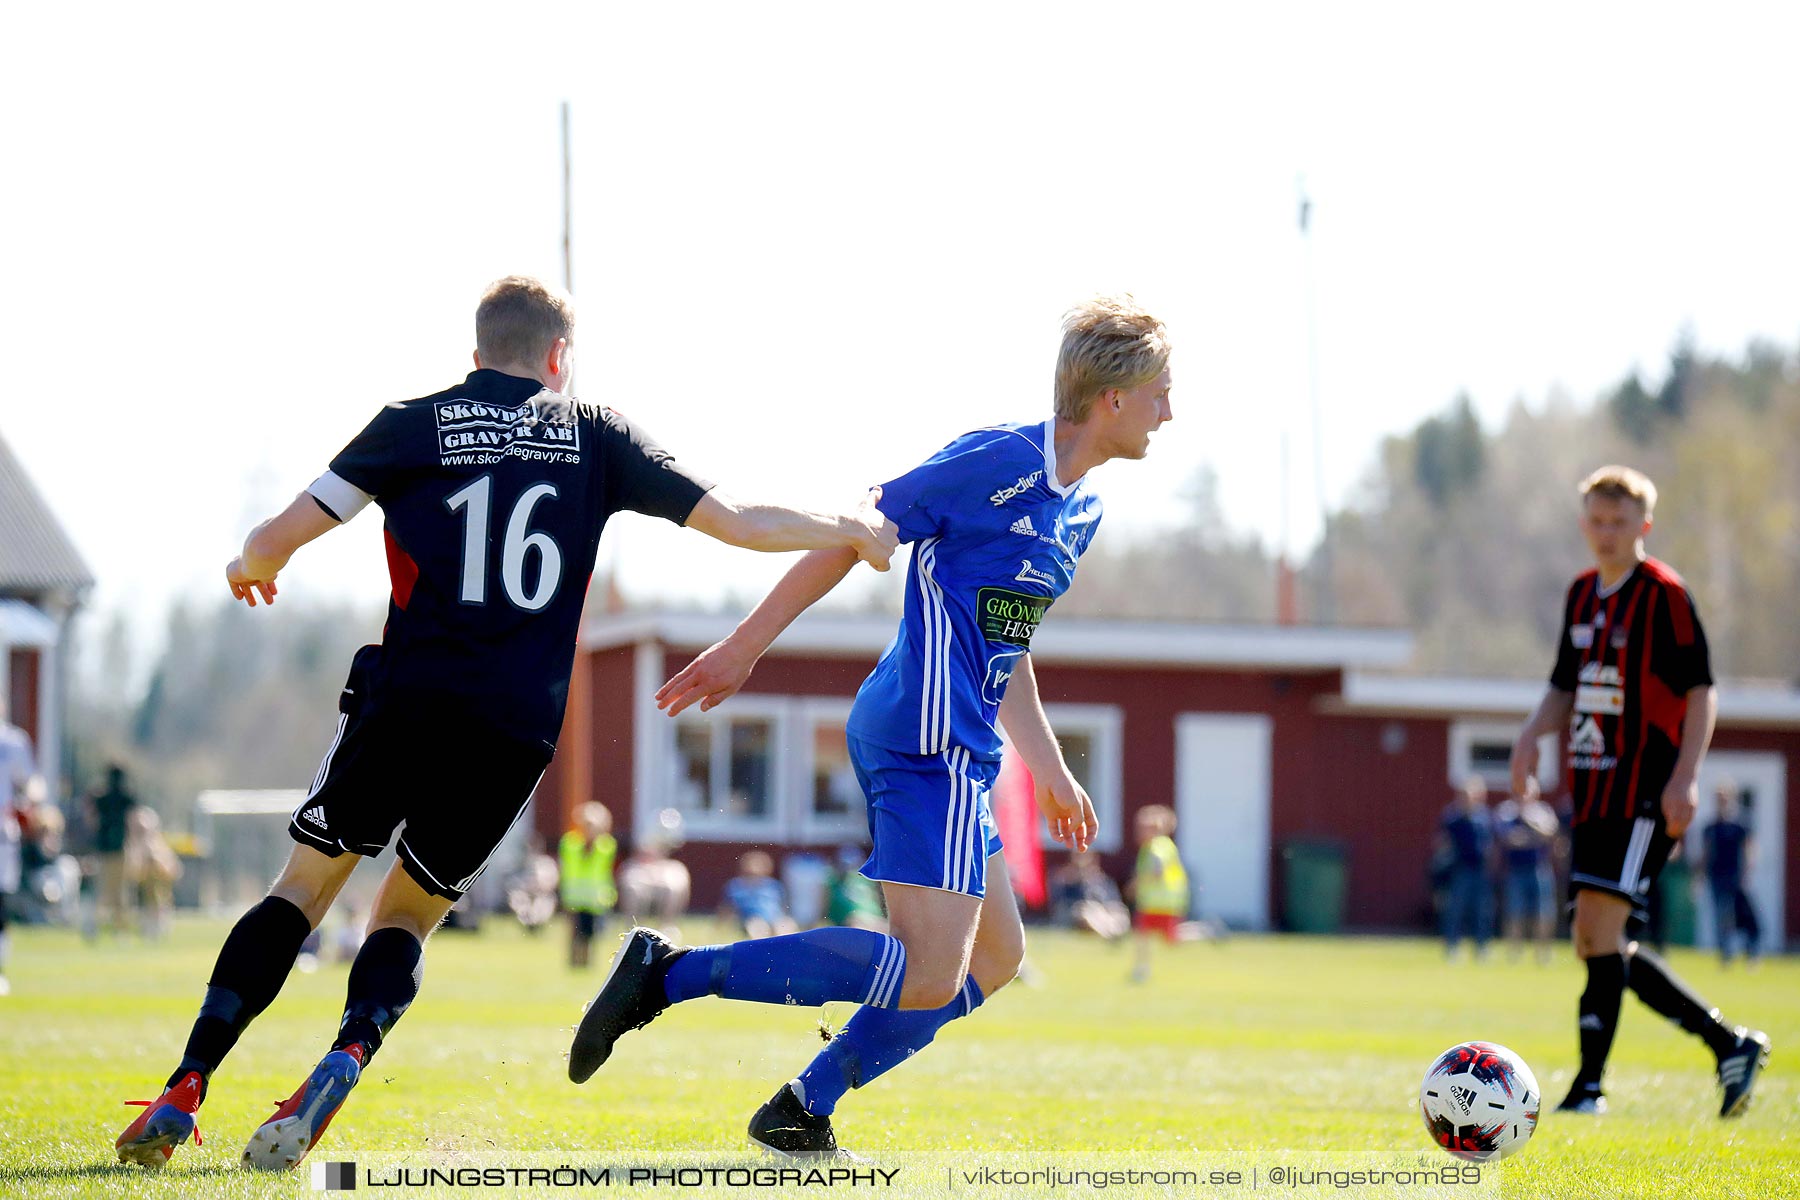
[1548,557,1713,824]
[307,369,711,743]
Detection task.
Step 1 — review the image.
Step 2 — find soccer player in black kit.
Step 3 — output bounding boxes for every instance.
[113,276,898,1170]
[1511,466,1768,1118]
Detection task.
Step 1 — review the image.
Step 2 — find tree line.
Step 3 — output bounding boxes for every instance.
[1062,335,1800,683]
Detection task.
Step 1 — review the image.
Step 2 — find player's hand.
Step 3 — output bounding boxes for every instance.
[226,557,279,607]
[656,637,758,716]
[850,487,900,572]
[1036,766,1099,853]
[1661,774,1699,839]
[1508,732,1539,799]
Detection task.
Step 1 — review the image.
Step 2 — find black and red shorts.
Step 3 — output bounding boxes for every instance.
[288,648,555,901]
[1568,809,1676,916]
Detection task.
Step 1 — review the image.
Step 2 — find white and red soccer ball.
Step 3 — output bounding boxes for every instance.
[1420,1041,1540,1162]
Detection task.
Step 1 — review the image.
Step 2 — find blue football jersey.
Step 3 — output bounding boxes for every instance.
[845,420,1102,761]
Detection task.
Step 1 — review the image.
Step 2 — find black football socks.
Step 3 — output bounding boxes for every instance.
[1575,952,1627,1088]
[1627,945,1739,1058]
[168,895,315,1093]
[332,928,425,1061]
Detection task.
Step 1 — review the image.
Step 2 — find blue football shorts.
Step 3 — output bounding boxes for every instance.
[849,735,1004,898]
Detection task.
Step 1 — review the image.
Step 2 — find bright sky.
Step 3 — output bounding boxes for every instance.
[6,3,1797,646]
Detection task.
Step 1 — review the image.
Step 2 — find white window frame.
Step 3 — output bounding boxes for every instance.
[663,695,791,840]
[793,698,866,844]
[1448,719,1558,792]
[645,691,1122,849]
[1040,702,1125,853]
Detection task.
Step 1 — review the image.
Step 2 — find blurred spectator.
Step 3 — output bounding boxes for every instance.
[558,803,617,967]
[19,800,81,926]
[826,844,886,932]
[1050,850,1129,940]
[334,903,367,964]
[1703,782,1761,967]
[1493,776,1558,963]
[124,807,182,940]
[297,926,324,974]
[617,810,691,940]
[1,702,48,995]
[721,850,796,939]
[507,840,561,937]
[88,764,139,936]
[1127,805,1189,982]
[1436,777,1495,960]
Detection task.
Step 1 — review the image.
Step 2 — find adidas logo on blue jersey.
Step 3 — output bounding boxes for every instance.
[1009,515,1036,537]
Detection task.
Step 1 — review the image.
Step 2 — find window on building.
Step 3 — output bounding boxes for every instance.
[1039,703,1124,852]
[800,700,864,841]
[667,699,788,838]
[658,696,1121,847]
[1448,720,1558,793]
[726,717,774,817]
[659,697,862,841]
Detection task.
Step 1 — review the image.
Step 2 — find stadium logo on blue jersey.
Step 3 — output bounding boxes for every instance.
[989,471,1043,506]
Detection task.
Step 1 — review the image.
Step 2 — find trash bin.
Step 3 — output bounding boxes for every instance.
[1281,839,1348,933]
[1656,857,1697,948]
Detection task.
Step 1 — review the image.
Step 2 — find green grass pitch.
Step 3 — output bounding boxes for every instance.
[0,919,1793,1197]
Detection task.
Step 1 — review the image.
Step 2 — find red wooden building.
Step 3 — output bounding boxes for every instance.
[0,430,92,798]
[533,612,1799,946]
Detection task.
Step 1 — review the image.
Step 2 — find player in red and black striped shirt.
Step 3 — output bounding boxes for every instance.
[1512,466,1768,1118]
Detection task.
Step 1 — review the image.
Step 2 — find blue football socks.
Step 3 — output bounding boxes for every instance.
[662,927,906,1009]
[791,976,985,1115]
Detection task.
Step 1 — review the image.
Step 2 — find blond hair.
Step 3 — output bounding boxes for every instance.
[1579,465,1658,518]
[476,276,575,369]
[1135,804,1177,837]
[1054,296,1171,422]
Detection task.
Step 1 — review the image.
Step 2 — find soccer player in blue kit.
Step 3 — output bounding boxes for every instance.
[112,276,899,1171]
[569,296,1173,1155]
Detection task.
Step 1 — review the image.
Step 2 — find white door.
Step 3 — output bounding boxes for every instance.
[1174,713,1273,930]
[1691,752,1787,951]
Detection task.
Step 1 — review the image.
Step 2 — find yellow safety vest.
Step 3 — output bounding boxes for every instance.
[1135,835,1189,916]
[558,832,617,913]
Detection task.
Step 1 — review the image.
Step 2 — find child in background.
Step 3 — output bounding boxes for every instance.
[558,804,617,968]
[722,850,796,939]
[1128,805,1189,983]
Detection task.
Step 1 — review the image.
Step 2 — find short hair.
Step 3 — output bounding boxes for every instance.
[1135,804,1177,836]
[1054,295,1171,422]
[476,276,574,369]
[1579,464,1657,518]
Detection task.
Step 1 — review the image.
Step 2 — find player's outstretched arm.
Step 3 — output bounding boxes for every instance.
[999,654,1098,852]
[684,487,898,572]
[1510,686,1574,797]
[657,546,861,717]
[226,492,342,607]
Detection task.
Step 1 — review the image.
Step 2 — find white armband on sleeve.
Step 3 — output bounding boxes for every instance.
[306,470,374,523]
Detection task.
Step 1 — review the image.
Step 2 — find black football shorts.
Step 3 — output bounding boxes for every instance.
[288,649,555,901]
[1568,810,1676,916]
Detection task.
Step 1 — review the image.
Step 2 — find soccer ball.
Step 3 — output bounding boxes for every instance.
[1419,1041,1540,1162]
